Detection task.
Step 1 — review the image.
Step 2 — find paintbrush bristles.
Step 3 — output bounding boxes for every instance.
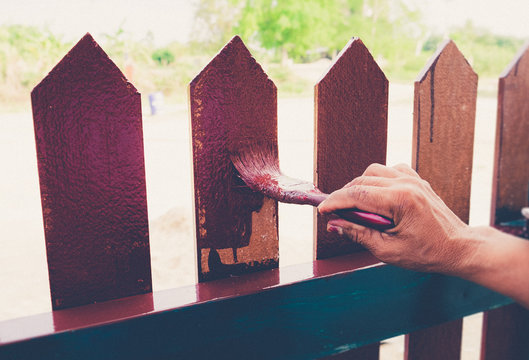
[231,145,327,207]
[230,144,281,191]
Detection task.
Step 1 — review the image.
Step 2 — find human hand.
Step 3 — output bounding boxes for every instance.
[318,163,476,275]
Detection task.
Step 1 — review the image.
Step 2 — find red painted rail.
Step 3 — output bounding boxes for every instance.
[0,34,528,359]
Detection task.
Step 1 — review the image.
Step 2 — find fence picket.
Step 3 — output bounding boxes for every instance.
[31,34,152,310]
[189,36,279,282]
[405,39,478,360]
[314,37,388,360]
[480,41,529,360]
[314,37,388,260]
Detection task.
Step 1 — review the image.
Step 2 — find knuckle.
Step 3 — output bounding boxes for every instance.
[346,185,368,202]
[393,163,410,172]
[349,176,366,186]
[420,178,433,190]
[364,163,384,175]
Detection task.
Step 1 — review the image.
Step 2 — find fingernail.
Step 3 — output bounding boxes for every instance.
[327,225,343,235]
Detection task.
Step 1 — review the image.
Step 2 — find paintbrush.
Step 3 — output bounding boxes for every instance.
[231,145,394,231]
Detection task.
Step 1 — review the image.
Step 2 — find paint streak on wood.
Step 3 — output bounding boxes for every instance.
[406,39,477,360]
[481,42,529,360]
[31,34,152,310]
[190,36,279,282]
[314,37,388,260]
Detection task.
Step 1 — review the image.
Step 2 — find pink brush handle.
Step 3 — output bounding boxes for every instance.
[333,208,394,231]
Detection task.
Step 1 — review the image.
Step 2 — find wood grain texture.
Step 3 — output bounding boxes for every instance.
[490,41,529,223]
[31,34,151,310]
[190,36,279,282]
[406,39,478,360]
[481,304,529,360]
[405,321,462,360]
[481,42,529,360]
[314,37,388,260]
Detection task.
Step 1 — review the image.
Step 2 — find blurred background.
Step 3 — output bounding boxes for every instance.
[1,1,528,358]
[1,0,528,108]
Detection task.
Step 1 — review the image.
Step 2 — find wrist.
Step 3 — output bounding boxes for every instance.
[451,226,529,300]
[440,225,487,278]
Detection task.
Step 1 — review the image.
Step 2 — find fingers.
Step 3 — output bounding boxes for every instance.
[346,175,395,188]
[318,184,395,219]
[326,218,386,253]
[392,163,420,178]
[362,163,401,178]
[343,163,418,189]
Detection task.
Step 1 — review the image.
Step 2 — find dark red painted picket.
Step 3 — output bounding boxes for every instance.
[314,37,388,260]
[31,34,151,310]
[0,33,528,359]
[315,37,388,360]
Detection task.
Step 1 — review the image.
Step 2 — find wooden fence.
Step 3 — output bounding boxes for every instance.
[0,33,528,359]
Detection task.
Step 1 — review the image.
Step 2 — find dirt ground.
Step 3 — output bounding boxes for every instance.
[0,77,496,358]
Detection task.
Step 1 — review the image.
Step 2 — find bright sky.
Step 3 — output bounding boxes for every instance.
[411,0,529,38]
[1,0,529,45]
[0,0,197,45]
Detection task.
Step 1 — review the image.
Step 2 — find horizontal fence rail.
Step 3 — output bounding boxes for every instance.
[1,33,528,359]
[0,255,511,359]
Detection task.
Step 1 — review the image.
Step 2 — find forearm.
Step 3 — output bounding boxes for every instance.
[453,226,529,308]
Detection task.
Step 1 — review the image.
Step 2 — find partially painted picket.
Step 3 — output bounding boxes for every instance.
[189,36,279,282]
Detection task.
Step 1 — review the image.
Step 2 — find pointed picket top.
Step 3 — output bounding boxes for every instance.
[405,39,477,360]
[491,41,529,224]
[314,38,388,260]
[32,33,151,310]
[412,39,477,223]
[33,33,137,97]
[190,36,279,282]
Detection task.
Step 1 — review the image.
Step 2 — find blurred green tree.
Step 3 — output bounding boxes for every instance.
[234,0,347,62]
[152,48,176,65]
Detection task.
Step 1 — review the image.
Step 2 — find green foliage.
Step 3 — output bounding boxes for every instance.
[192,0,526,81]
[449,22,525,77]
[0,24,209,108]
[234,0,345,61]
[0,25,72,106]
[1,2,528,111]
[152,48,176,65]
[189,0,241,53]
